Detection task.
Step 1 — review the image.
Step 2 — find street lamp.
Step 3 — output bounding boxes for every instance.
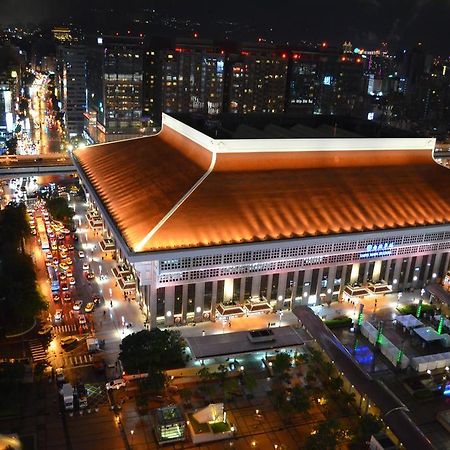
[278,310,283,327]
[130,429,134,444]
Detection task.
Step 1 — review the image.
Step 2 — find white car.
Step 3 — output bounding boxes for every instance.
[106,378,126,390]
[78,314,86,325]
[82,262,89,271]
[73,300,83,311]
[54,310,63,321]
[78,250,85,258]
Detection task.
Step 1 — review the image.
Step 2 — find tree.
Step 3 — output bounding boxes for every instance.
[179,388,192,406]
[305,419,346,450]
[46,196,74,223]
[197,366,212,383]
[242,372,257,398]
[119,329,186,374]
[354,414,383,443]
[272,352,292,379]
[144,366,168,395]
[290,385,311,414]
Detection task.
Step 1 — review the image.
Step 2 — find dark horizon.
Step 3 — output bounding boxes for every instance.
[1,0,449,54]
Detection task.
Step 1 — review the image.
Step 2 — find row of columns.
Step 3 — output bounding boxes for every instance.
[141,252,450,328]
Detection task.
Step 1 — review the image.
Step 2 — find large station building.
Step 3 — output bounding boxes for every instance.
[73,114,450,328]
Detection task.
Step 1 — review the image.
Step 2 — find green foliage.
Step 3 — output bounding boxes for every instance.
[210,421,231,433]
[398,304,434,315]
[0,205,46,333]
[242,372,257,395]
[119,329,185,374]
[144,367,167,395]
[305,419,346,450]
[272,352,292,378]
[197,367,212,382]
[46,196,74,223]
[289,385,311,414]
[179,388,192,405]
[355,414,383,442]
[324,316,353,329]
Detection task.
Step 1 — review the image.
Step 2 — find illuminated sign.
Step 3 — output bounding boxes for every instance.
[360,242,394,259]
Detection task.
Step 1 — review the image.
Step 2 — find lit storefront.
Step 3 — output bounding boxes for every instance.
[73,114,450,329]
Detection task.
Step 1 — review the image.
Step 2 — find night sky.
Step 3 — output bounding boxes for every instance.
[1,0,449,53]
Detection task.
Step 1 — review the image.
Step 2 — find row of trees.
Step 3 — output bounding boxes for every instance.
[0,204,47,334]
[268,350,383,449]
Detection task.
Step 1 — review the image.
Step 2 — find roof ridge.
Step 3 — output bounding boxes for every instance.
[134,150,217,252]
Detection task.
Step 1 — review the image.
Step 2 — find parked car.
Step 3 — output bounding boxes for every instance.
[82,262,89,271]
[53,293,60,302]
[78,314,86,325]
[92,295,102,305]
[54,310,63,321]
[106,379,126,390]
[86,272,95,281]
[63,293,71,302]
[69,277,76,286]
[78,250,85,258]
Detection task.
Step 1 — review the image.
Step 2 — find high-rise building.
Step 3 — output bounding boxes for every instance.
[226,45,288,114]
[144,38,225,126]
[58,44,87,137]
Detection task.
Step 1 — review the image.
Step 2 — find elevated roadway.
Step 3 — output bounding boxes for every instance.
[0,154,75,176]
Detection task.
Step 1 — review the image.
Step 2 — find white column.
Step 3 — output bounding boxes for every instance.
[350,263,360,284]
[181,284,188,323]
[422,255,432,284]
[363,263,370,284]
[302,270,313,305]
[411,256,422,289]
[145,285,157,330]
[326,266,337,302]
[194,282,205,322]
[211,281,218,320]
[383,259,392,282]
[164,286,175,326]
[266,274,273,301]
[224,278,234,302]
[372,260,382,282]
[432,253,443,280]
[251,275,261,298]
[402,257,413,290]
[338,265,349,300]
[276,272,287,310]
[392,258,403,292]
[315,268,323,305]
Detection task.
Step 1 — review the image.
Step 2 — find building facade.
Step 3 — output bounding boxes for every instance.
[73,114,448,329]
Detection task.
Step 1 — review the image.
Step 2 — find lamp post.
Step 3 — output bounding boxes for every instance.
[396,292,403,309]
[130,429,134,445]
[278,310,283,327]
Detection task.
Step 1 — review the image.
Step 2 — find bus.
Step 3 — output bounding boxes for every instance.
[36,217,49,250]
[48,266,60,292]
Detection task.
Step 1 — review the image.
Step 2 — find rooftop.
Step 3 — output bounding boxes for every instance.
[73,114,444,254]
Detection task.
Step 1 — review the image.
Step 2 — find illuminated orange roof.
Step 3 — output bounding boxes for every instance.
[74,123,449,253]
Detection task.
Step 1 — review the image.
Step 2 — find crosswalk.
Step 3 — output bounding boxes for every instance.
[29,339,47,363]
[63,353,93,367]
[53,324,77,334]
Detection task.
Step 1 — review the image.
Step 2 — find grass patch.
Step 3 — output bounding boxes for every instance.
[188,413,210,433]
[325,316,353,329]
[210,422,231,433]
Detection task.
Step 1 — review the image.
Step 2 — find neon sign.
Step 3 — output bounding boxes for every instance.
[360,242,394,259]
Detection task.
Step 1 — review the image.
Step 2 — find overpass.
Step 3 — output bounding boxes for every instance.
[0,154,75,176]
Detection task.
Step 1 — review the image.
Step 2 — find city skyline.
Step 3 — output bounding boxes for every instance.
[1,0,450,53]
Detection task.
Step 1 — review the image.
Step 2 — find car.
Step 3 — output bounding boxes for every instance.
[68,244,74,251]
[55,368,65,383]
[63,293,71,302]
[78,314,86,325]
[38,324,53,335]
[57,233,65,240]
[54,310,63,321]
[61,228,70,235]
[51,242,58,251]
[84,302,94,313]
[66,270,73,278]
[61,336,78,347]
[31,229,37,235]
[59,272,67,281]
[73,300,83,311]
[53,258,59,265]
[46,252,53,260]
[61,283,68,291]
[69,277,76,286]
[53,293,60,302]
[65,257,73,265]
[78,250,85,258]
[45,260,52,267]
[106,378,126,390]
[82,262,89,271]
[92,295,102,305]
[59,263,69,271]
[59,245,67,252]
[86,272,95,281]
[60,251,67,259]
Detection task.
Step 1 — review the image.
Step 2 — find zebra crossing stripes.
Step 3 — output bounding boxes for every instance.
[54,324,77,334]
[29,339,47,363]
[64,354,93,367]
